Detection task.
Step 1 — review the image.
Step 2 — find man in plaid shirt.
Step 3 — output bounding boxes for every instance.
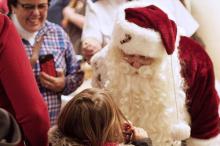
[8,0,84,126]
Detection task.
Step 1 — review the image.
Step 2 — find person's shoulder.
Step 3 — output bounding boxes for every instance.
[179,36,206,55]
[93,0,109,9]
[44,20,66,34]
[48,126,83,146]
[44,20,63,30]
[87,0,107,13]
[0,14,17,45]
[0,14,11,34]
[93,0,106,5]
[179,36,213,67]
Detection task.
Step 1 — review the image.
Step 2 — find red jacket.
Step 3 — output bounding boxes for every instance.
[0,0,8,14]
[0,14,50,146]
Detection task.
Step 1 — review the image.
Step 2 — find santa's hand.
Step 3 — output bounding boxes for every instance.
[171,122,191,141]
[82,39,102,62]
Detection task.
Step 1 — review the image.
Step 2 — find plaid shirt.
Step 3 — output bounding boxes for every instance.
[22,21,84,126]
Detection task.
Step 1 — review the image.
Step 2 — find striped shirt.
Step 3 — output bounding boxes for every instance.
[22,21,84,126]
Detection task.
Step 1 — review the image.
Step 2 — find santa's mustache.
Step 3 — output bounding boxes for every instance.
[118,62,156,78]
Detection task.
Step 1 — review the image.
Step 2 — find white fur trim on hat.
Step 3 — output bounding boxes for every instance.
[110,1,181,58]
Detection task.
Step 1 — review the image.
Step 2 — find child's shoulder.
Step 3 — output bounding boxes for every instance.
[48,126,83,146]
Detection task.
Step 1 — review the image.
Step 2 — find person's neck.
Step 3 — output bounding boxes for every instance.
[11,14,38,45]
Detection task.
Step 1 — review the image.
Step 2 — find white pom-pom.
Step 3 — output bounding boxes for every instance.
[171,122,191,141]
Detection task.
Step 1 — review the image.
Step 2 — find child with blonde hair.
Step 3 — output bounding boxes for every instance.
[48,88,152,146]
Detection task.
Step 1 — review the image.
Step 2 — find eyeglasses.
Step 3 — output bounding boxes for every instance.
[17,1,49,11]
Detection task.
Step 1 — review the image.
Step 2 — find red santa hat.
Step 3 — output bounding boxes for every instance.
[111,1,181,58]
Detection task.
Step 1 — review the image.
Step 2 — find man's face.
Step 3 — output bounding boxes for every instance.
[12,0,48,32]
[121,51,154,69]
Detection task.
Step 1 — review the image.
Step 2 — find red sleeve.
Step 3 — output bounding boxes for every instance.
[0,15,50,146]
[179,36,220,139]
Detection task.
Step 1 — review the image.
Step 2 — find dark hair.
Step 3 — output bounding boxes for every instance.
[7,0,16,14]
[57,88,127,146]
[7,0,51,15]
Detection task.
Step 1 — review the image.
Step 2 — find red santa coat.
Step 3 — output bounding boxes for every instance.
[179,36,220,139]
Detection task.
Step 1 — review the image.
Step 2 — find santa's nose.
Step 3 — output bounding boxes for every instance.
[131,61,143,69]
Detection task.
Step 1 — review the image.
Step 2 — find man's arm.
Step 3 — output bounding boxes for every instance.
[62,29,84,95]
[0,15,50,146]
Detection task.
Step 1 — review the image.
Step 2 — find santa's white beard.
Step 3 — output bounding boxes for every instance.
[105,48,190,146]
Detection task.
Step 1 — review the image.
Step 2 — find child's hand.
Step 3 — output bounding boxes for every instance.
[81,39,102,63]
[122,122,134,144]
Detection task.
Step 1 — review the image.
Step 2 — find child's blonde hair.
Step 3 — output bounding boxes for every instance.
[57,88,127,146]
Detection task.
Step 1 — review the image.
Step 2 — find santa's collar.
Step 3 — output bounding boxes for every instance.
[11,14,38,46]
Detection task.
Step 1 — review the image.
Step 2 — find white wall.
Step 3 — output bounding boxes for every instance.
[191,0,220,80]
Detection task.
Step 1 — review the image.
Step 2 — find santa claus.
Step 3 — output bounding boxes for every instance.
[91,1,220,146]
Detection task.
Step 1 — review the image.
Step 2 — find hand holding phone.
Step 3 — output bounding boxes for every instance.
[39,54,57,77]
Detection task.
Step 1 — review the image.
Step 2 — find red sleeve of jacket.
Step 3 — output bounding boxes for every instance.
[179,36,220,139]
[0,14,50,146]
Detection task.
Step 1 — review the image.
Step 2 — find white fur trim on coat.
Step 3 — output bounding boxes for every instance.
[186,134,220,146]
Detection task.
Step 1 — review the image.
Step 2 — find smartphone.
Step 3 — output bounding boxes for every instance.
[39,54,57,77]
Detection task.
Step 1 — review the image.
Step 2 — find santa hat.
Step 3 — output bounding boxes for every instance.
[111,1,181,58]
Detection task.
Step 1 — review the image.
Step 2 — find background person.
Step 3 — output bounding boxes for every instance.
[62,0,86,54]
[7,0,84,126]
[0,13,50,146]
[81,0,131,62]
[47,0,69,25]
